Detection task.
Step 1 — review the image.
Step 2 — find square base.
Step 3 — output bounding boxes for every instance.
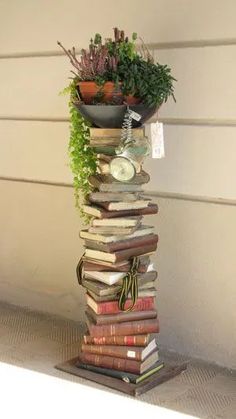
[55,357,187,396]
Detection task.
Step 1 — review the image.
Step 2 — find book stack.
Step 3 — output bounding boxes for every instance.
[76,127,164,384]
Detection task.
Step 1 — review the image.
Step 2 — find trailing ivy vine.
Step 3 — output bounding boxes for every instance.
[62,81,97,222]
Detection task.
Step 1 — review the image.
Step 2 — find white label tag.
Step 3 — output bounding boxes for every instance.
[129,110,141,121]
[150,122,165,159]
[127,350,136,358]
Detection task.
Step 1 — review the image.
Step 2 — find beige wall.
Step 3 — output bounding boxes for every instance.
[0,0,236,368]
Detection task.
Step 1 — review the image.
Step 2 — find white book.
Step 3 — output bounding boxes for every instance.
[84,271,126,285]
[92,216,141,227]
[102,200,150,211]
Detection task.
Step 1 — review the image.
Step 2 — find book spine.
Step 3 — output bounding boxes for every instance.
[85,235,159,253]
[79,352,141,374]
[90,310,157,325]
[114,243,158,262]
[77,363,136,382]
[81,344,142,361]
[88,318,159,337]
[83,335,149,346]
[89,296,155,315]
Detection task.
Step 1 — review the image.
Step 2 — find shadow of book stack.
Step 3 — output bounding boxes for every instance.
[56,127,187,396]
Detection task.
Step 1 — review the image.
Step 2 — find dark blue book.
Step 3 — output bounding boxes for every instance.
[76,360,164,384]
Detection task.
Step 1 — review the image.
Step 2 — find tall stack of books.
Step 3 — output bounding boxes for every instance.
[76,127,163,384]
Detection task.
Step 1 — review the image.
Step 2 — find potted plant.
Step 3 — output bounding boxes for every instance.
[58,27,176,109]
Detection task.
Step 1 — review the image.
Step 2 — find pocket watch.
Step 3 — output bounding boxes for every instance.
[109,156,136,182]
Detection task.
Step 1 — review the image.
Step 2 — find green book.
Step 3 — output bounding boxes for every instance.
[76,360,164,384]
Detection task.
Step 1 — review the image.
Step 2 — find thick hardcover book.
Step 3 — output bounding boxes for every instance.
[90,127,144,139]
[82,278,121,297]
[98,200,150,211]
[83,334,152,346]
[87,317,160,337]
[84,270,125,286]
[88,225,138,235]
[84,243,157,263]
[83,203,158,218]
[76,361,164,384]
[89,176,142,192]
[80,226,154,244]
[88,192,140,203]
[82,271,157,296]
[89,146,116,156]
[81,338,157,361]
[85,306,157,325]
[87,287,157,302]
[86,294,155,315]
[89,171,150,186]
[82,255,150,272]
[78,349,159,374]
[84,234,158,253]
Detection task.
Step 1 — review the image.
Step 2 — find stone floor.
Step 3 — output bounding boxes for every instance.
[0,301,235,418]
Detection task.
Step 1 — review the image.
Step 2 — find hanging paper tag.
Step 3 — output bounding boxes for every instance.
[129,110,141,121]
[150,122,165,158]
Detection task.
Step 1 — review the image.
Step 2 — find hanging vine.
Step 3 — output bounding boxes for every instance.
[62,81,97,222]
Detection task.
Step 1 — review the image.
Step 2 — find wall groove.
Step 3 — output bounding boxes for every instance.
[1,38,236,60]
[1,176,236,206]
[1,116,236,127]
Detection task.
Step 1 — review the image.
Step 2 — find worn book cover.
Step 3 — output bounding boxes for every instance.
[76,361,164,384]
[83,203,158,219]
[87,287,157,303]
[80,226,154,244]
[86,317,160,338]
[90,127,144,139]
[84,242,157,262]
[82,255,150,272]
[84,234,158,253]
[86,294,155,315]
[97,200,150,211]
[85,306,157,325]
[89,171,150,185]
[78,348,159,374]
[81,338,158,361]
[83,334,153,347]
[88,192,140,203]
[82,271,157,296]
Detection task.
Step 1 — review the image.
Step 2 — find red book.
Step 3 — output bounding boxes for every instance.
[83,334,151,346]
[86,294,155,315]
[87,318,160,337]
[79,349,159,374]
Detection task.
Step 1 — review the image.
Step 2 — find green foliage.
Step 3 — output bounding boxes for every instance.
[118,55,176,107]
[59,28,176,108]
[64,81,97,222]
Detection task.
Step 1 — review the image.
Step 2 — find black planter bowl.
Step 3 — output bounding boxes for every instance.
[73,103,158,128]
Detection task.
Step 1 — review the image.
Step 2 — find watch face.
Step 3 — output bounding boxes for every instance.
[109,157,136,182]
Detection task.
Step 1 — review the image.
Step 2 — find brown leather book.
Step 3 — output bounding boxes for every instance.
[83,203,158,218]
[87,317,160,337]
[82,255,150,272]
[85,242,157,263]
[85,306,157,325]
[83,334,152,346]
[84,234,159,253]
[81,338,158,361]
[78,349,159,374]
